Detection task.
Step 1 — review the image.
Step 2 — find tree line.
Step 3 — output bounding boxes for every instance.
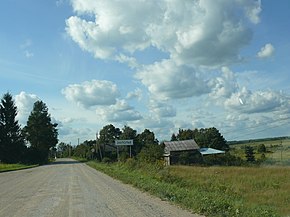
[59,123,229,165]
[58,125,162,163]
[0,92,58,164]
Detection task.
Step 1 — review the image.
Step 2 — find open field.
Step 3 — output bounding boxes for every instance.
[229,138,290,165]
[170,165,290,217]
[0,163,38,172]
[87,160,290,217]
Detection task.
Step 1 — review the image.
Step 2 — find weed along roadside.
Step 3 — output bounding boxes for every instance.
[86,160,287,217]
[0,163,38,173]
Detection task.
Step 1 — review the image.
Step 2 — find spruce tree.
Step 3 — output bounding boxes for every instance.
[23,100,58,163]
[245,146,255,162]
[0,92,26,163]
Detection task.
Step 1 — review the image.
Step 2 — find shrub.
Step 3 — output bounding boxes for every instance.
[125,158,138,169]
[102,157,111,163]
[137,144,163,164]
[203,153,243,166]
[258,144,267,153]
[170,150,203,165]
[245,146,255,162]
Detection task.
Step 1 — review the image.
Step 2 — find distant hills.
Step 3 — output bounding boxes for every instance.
[228,136,290,145]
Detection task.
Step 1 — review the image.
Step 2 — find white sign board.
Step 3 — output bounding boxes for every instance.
[115,140,133,146]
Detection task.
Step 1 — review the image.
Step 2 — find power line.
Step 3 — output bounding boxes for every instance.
[228,117,290,140]
[223,116,290,135]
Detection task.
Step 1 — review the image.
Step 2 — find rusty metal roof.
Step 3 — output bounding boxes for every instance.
[164,139,199,154]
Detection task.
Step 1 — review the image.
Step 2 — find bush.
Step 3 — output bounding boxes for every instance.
[125,158,138,169]
[204,153,244,166]
[170,150,203,165]
[245,146,255,162]
[137,144,163,164]
[119,151,129,162]
[102,157,111,163]
[258,144,267,153]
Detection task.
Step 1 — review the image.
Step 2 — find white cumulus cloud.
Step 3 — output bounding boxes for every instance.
[136,59,210,100]
[148,100,176,118]
[224,87,288,114]
[257,43,275,58]
[95,100,142,122]
[66,0,260,67]
[66,0,262,104]
[126,88,142,101]
[15,91,39,125]
[62,80,119,107]
[209,66,239,100]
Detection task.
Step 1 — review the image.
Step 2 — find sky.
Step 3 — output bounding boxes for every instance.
[0,0,290,145]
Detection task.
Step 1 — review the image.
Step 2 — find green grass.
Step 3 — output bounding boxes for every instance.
[86,160,289,217]
[0,163,38,172]
[170,165,290,217]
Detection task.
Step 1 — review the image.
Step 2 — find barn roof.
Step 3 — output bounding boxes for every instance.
[199,148,225,155]
[164,139,199,154]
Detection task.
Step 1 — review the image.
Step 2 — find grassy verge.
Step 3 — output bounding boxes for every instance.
[86,160,289,217]
[0,163,38,172]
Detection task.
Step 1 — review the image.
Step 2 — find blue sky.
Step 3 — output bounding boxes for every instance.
[0,0,290,144]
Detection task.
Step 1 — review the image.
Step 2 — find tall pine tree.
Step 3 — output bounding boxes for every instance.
[23,100,58,163]
[0,92,26,163]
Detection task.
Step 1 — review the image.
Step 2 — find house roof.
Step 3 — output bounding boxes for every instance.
[164,139,199,154]
[199,148,225,155]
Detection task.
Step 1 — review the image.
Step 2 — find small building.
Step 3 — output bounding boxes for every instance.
[163,139,200,165]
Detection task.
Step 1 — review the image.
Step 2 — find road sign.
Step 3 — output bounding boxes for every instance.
[115,140,133,146]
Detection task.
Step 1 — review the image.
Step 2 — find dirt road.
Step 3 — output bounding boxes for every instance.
[0,158,202,217]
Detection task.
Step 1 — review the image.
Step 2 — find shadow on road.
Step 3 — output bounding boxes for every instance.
[49,158,83,165]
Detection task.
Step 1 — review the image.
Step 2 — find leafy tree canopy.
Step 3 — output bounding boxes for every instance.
[120,125,137,140]
[98,124,121,145]
[137,129,158,146]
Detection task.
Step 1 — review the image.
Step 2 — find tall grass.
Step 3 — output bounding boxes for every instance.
[170,166,290,216]
[87,160,289,217]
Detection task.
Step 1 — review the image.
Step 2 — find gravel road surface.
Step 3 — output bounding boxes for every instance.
[0,158,202,217]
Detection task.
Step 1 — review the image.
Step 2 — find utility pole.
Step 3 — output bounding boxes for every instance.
[69,142,71,158]
[280,140,283,161]
[96,132,102,161]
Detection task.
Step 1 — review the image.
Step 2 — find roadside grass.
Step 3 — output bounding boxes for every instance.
[0,163,38,172]
[87,160,288,217]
